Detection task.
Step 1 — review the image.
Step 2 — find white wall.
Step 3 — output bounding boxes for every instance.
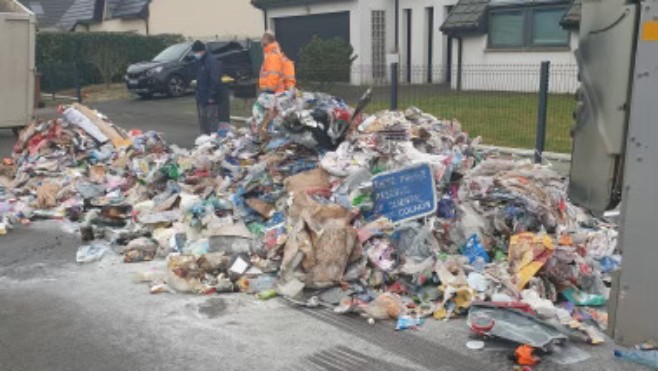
[80,18,147,34]
[266,0,397,85]
[398,0,457,84]
[450,32,579,93]
[149,0,262,39]
[0,1,35,128]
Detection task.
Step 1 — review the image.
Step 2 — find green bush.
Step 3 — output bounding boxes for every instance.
[36,32,184,90]
[298,36,356,84]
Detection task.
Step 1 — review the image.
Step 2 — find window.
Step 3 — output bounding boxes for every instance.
[532,8,569,45]
[489,6,569,49]
[489,11,524,47]
[372,10,386,79]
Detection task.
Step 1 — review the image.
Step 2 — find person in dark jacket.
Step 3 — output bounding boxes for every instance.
[191,40,223,135]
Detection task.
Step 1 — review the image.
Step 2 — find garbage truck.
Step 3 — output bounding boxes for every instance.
[0,0,35,132]
[569,0,658,346]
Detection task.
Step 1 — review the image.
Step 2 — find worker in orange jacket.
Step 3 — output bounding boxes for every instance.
[283,55,296,91]
[259,32,285,94]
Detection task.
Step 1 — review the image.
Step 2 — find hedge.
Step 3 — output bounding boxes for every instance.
[297,36,356,84]
[36,32,184,91]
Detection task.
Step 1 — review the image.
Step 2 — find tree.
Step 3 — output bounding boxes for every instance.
[85,36,129,88]
[298,36,357,85]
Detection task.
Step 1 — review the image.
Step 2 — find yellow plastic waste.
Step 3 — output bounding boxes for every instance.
[508,232,555,289]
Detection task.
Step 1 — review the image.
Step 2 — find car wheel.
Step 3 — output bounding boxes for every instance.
[167,75,186,97]
[138,93,153,99]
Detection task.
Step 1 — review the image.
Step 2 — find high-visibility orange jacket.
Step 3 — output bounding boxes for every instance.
[259,42,285,93]
[283,56,296,90]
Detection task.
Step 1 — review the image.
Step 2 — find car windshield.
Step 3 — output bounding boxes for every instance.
[152,43,190,62]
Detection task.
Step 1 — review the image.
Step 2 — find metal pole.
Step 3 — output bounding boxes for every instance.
[390,62,399,111]
[535,61,550,163]
[457,38,463,91]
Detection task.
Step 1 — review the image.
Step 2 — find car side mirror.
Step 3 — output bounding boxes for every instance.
[183,55,195,63]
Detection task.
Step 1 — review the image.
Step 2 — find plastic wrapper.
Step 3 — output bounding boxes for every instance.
[76,244,108,263]
[395,315,425,331]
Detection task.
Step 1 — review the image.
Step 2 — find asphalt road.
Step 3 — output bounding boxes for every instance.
[0,96,640,371]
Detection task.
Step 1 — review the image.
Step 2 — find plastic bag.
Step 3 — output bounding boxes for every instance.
[76,244,108,263]
[123,237,158,263]
[562,288,606,306]
[361,293,406,320]
[395,315,425,331]
[461,234,489,265]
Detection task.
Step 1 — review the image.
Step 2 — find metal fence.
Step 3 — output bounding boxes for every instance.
[299,63,578,154]
[37,60,578,154]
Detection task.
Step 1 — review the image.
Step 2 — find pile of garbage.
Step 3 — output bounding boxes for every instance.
[0,93,625,366]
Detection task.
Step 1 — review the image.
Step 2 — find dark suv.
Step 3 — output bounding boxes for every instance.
[125,41,255,99]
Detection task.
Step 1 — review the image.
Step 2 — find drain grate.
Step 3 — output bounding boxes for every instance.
[282,345,418,371]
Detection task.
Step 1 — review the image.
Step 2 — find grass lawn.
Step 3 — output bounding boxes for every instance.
[368,91,574,153]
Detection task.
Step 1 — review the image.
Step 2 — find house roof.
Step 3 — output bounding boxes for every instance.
[58,0,148,31]
[57,0,96,31]
[441,0,581,35]
[560,0,581,30]
[109,0,148,18]
[440,0,490,35]
[17,0,76,30]
[251,0,341,10]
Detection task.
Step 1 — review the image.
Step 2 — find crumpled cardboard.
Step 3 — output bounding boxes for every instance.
[284,167,330,194]
[282,193,361,288]
[35,182,61,209]
[89,164,106,184]
[245,198,275,218]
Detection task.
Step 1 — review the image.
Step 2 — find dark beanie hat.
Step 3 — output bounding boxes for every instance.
[191,40,206,52]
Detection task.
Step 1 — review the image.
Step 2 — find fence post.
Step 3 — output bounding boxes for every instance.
[390,62,399,110]
[74,63,82,103]
[535,61,550,163]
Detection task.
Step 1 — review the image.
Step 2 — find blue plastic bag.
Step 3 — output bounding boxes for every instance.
[438,196,456,219]
[461,234,490,265]
[395,315,425,331]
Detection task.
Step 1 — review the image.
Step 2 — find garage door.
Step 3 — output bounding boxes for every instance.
[274,11,350,63]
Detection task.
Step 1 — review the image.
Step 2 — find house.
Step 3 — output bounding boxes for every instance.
[16,0,75,31]
[54,0,262,39]
[441,0,581,93]
[251,0,581,90]
[251,0,464,84]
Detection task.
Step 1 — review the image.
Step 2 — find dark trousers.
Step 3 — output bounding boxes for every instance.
[197,103,219,135]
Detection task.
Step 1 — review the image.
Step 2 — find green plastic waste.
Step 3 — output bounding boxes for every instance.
[562,288,606,306]
[160,164,179,180]
[258,289,278,300]
[248,222,266,237]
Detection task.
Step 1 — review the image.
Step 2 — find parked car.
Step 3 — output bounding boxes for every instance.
[125,41,255,99]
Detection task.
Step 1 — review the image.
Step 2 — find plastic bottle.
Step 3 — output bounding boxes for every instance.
[614,349,658,369]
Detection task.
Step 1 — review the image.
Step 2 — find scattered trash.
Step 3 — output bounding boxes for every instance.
[467,302,567,348]
[512,345,541,366]
[395,315,424,331]
[0,94,622,367]
[614,349,658,369]
[466,340,485,350]
[76,244,108,263]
